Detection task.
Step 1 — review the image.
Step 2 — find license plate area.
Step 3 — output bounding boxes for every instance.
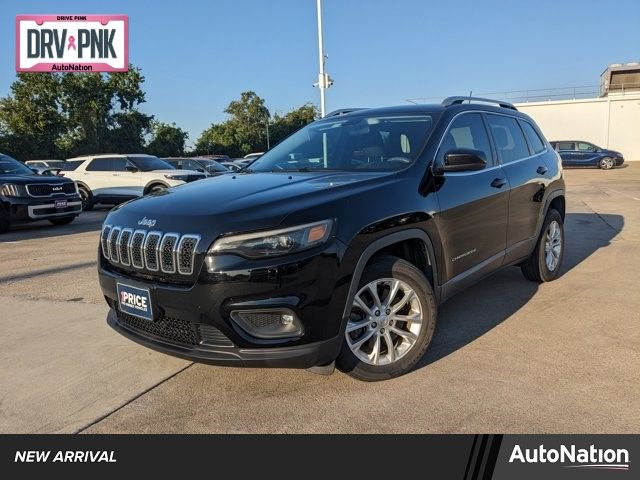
[117,283,154,321]
[54,199,67,209]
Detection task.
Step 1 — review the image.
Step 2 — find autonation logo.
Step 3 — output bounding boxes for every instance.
[510,444,630,471]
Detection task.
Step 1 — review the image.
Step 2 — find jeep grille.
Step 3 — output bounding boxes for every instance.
[101,225,201,276]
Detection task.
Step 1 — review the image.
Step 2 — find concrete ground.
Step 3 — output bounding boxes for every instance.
[1,165,639,433]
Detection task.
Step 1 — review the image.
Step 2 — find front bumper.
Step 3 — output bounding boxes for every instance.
[3,195,82,222]
[106,308,342,368]
[98,240,350,369]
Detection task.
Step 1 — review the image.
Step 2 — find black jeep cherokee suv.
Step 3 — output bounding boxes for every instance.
[98,97,565,381]
[1,154,82,233]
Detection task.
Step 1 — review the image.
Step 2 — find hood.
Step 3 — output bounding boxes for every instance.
[0,173,74,185]
[106,170,398,238]
[602,149,622,157]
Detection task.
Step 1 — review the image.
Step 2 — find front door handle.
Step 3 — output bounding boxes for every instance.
[537,165,548,175]
[491,178,507,188]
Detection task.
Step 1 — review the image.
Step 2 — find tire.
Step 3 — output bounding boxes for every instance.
[599,157,614,170]
[337,256,437,381]
[521,209,564,282]
[78,185,94,211]
[49,216,75,226]
[147,184,167,195]
[0,207,10,234]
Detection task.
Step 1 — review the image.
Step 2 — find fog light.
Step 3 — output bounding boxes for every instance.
[230,309,303,339]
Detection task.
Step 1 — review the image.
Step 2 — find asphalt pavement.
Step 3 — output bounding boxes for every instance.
[1,166,638,433]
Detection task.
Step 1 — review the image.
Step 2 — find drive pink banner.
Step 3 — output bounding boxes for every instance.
[16,15,128,72]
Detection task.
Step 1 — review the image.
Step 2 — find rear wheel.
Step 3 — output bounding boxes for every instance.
[599,157,614,170]
[337,256,437,381]
[521,209,564,282]
[49,216,75,226]
[78,185,93,211]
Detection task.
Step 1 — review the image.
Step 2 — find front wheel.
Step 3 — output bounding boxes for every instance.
[599,157,614,170]
[337,256,437,381]
[78,185,94,211]
[521,209,564,282]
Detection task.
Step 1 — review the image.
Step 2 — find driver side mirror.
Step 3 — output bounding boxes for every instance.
[125,165,139,173]
[437,149,487,173]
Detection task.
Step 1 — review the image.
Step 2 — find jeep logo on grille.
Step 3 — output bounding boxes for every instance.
[137,217,157,228]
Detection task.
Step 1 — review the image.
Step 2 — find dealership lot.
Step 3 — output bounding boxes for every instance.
[1,165,639,433]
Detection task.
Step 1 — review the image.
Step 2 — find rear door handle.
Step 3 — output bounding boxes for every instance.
[537,165,548,175]
[491,178,507,188]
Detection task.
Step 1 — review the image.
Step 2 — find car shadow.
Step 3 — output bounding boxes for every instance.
[0,207,110,243]
[416,212,623,369]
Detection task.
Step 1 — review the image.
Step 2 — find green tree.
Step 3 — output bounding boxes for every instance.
[58,66,150,156]
[0,65,151,159]
[0,73,65,160]
[195,91,270,157]
[147,122,188,157]
[270,103,319,145]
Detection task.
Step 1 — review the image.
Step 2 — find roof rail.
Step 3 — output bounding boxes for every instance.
[441,96,517,111]
[324,108,367,117]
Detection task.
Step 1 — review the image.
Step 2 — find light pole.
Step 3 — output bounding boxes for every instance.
[315,0,332,117]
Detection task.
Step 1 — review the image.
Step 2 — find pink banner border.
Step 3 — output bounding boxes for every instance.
[15,14,129,73]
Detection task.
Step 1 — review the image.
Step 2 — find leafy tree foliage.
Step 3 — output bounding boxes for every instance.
[0,66,152,160]
[147,122,189,157]
[195,92,318,157]
[0,73,318,161]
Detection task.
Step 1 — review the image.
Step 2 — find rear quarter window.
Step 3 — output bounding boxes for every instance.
[519,120,546,154]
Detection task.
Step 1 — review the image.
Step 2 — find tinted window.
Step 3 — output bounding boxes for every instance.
[86,158,113,171]
[577,142,596,152]
[520,121,546,154]
[200,160,228,172]
[486,115,531,163]
[557,142,575,151]
[60,160,83,171]
[439,113,493,164]
[250,115,435,172]
[0,155,34,175]
[128,156,174,171]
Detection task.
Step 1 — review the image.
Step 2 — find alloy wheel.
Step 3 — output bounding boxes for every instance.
[544,220,562,271]
[346,278,423,366]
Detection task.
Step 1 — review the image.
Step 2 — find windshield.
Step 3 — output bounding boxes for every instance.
[199,160,228,172]
[0,155,35,175]
[128,156,175,172]
[250,114,435,173]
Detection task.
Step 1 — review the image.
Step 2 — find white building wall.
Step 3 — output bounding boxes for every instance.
[515,94,640,160]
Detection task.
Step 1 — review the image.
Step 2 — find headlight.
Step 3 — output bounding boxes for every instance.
[207,219,334,260]
[1,184,24,197]
[164,174,188,181]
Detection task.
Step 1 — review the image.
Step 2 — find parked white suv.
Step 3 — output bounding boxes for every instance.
[64,154,206,210]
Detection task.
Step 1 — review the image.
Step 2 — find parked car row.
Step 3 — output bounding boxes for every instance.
[1,153,236,233]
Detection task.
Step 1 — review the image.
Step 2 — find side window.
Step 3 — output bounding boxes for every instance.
[85,158,112,171]
[577,142,595,152]
[557,142,575,151]
[520,120,546,154]
[486,114,531,164]
[439,113,493,165]
[111,158,129,172]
